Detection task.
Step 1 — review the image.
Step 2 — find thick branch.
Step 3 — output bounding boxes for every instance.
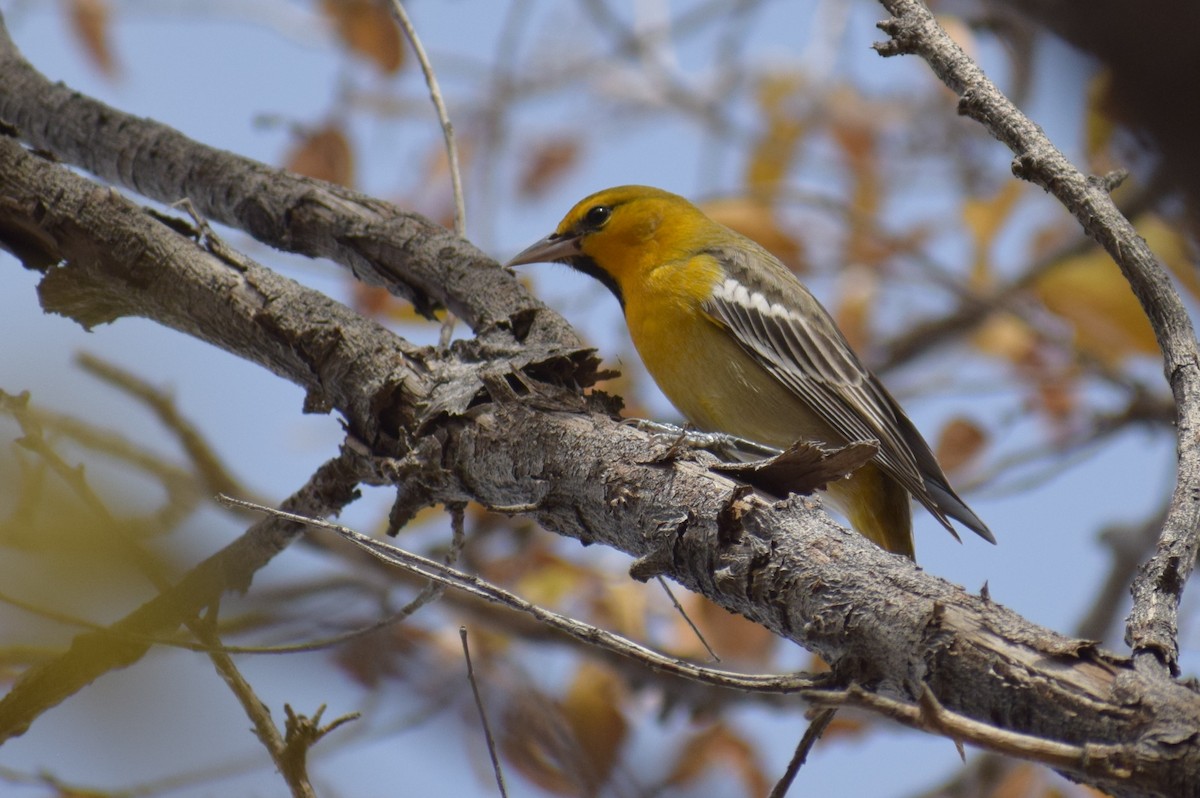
[876,0,1200,677]
[2,134,1199,797]
[0,16,577,354]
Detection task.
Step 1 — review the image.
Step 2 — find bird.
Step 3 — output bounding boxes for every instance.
[507,185,993,558]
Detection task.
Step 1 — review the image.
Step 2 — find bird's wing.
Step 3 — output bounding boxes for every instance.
[699,246,959,533]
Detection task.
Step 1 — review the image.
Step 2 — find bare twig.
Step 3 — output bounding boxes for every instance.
[875,0,1200,677]
[387,0,466,238]
[656,576,720,662]
[460,627,509,798]
[218,495,828,696]
[767,708,836,798]
[193,608,318,798]
[807,685,1133,780]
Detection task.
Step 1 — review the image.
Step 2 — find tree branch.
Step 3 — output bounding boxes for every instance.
[2,129,1198,795]
[875,0,1200,678]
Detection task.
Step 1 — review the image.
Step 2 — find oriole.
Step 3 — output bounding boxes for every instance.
[508,185,993,558]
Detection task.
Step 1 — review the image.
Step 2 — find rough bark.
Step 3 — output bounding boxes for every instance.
[2,120,1200,795]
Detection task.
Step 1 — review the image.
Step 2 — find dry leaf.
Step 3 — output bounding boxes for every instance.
[935,416,988,475]
[501,689,592,796]
[972,313,1038,364]
[501,669,626,796]
[590,581,649,641]
[68,0,118,78]
[666,595,778,666]
[560,662,628,787]
[1143,213,1200,301]
[666,723,771,796]
[321,0,404,74]
[512,550,593,608]
[285,124,356,187]
[1035,368,1078,425]
[519,137,581,199]
[830,93,881,236]
[989,762,1043,798]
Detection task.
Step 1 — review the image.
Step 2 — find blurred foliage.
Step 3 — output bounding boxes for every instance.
[4,0,1194,796]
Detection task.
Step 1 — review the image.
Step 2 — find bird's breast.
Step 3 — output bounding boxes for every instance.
[624,283,840,449]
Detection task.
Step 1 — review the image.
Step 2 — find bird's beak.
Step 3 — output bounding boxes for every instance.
[505,232,582,267]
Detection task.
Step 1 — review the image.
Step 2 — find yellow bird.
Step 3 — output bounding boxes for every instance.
[508,185,993,558]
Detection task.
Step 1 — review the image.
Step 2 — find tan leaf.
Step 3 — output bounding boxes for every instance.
[829,91,881,237]
[667,595,777,666]
[500,671,626,797]
[68,0,118,78]
[819,710,871,742]
[519,137,581,199]
[590,581,649,641]
[512,550,592,608]
[988,762,1043,798]
[666,723,771,796]
[972,313,1038,364]
[935,416,988,475]
[500,689,589,796]
[321,0,405,74]
[1035,368,1078,426]
[560,662,628,787]
[700,197,805,272]
[284,124,356,187]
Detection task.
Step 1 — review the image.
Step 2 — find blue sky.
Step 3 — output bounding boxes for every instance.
[0,2,1182,796]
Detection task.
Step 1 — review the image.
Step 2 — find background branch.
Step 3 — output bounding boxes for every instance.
[877,0,1200,677]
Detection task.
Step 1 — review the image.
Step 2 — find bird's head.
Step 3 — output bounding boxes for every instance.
[506,185,716,307]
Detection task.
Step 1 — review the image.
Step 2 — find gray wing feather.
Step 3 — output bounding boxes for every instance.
[699,243,976,537]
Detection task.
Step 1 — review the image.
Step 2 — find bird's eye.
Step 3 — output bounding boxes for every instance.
[583,205,612,228]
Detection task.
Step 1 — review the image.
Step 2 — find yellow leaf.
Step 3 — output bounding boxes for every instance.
[500,668,627,796]
[1034,239,1158,366]
[1084,71,1118,173]
[513,551,591,608]
[1142,213,1200,302]
[829,87,881,239]
[668,595,776,666]
[962,181,1024,288]
[834,264,876,353]
[590,581,648,640]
